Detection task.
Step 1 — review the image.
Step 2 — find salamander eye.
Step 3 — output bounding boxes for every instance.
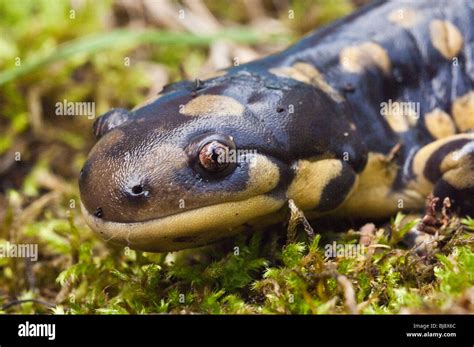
[199,141,230,172]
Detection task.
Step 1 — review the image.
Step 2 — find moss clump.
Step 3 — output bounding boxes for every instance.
[2,192,472,314]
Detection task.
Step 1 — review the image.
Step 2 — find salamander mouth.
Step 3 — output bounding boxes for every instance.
[81,195,284,252]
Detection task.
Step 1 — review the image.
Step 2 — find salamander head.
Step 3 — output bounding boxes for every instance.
[79,71,364,252]
[79,75,296,251]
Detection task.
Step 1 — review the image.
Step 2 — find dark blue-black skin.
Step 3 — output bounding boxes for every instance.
[79,0,474,252]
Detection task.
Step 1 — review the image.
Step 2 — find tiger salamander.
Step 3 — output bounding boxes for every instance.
[79,0,474,251]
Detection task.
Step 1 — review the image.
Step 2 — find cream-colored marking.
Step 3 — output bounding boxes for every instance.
[269,67,307,83]
[439,142,474,189]
[287,159,344,210]
[198,153,280,203]
[424,108,456,139]
[179,95,245,117]
[410,134,474,195]
[334,152,424,218]
[339,42,391,75]
[429,19,463,59]
[388,7,420,28]
[443,165,474,190]
[382,101,417,132]
[269,63,344,103]
[452,91,474,132]
[81,195,284,252]
[197,70,227,80]
[245,154,280,193]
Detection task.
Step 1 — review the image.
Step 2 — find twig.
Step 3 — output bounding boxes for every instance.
[287,199,315,243]
[337,275,358,314]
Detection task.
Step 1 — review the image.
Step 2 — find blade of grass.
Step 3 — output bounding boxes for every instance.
[0,28,290,85]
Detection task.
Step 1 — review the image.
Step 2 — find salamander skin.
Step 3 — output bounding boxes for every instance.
[79,0,474,252]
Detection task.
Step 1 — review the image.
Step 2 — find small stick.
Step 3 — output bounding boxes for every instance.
[287,199,315,243]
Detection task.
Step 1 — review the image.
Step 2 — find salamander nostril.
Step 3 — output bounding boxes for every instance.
[128,184,150,198]
[94,207,103,218]
[131,185,144,195]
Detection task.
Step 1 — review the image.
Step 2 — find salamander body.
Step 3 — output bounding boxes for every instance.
[79,0,474,251]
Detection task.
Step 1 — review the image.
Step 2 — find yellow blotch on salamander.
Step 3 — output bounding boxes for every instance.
[424,108,456,139]
[381,100,418,133]
[287,159,344,210]
[339,42,391,75]
[244,154,281,195]
[429,19,463,59]
[335,152,424,218]
[179,95,245,117]
[439,144,474,190]
[452,91,474,132]
[410,134,474,196]
[387,7,420,28]
[269,62,344,103]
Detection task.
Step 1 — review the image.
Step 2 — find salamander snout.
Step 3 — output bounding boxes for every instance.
[79,151,164,223]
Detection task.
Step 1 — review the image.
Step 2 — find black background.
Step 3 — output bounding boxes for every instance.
[0,314,472,346]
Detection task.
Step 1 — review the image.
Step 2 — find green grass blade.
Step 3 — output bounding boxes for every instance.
[0,28,288,85]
